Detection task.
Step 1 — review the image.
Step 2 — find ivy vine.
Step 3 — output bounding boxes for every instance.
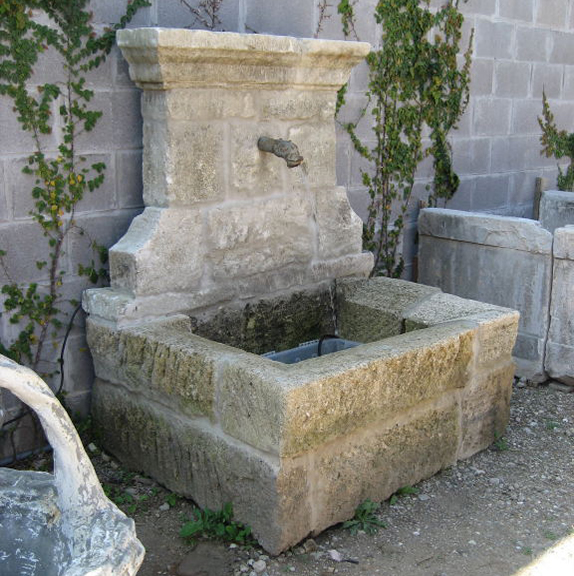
[539,90,574,192]
[336,0,472,277]
[0,1,148,389]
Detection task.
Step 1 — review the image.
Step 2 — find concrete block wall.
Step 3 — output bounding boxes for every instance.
[1,0,573,454]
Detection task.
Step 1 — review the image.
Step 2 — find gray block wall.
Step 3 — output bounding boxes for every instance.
[1,0,574,455]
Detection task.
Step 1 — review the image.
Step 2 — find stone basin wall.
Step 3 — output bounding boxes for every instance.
[87,277,518,554]
[418,190,574,385]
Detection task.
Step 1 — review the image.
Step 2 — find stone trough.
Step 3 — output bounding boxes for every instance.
[83,28,519,554]
[418,190,574,385]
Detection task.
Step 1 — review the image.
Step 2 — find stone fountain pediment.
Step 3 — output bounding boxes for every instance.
[84,28,373,325]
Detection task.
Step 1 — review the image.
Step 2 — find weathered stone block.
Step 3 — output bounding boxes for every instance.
[230,124,283,195]
[288,123,337,189]
[459,365,514,459]
[337,277,440,341]
[205,196,312,279]
[110,207,204,296]
[259,90,336,121]
[87,316,217,418]
[539,190,574,232]
[143,121,225,207]
[315,187,363,259]
[91,381,304,555]
[309,398,460,532]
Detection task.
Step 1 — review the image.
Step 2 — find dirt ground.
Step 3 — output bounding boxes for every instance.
[15,380,574,576]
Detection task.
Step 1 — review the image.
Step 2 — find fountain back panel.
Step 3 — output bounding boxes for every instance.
[84,29,519,554]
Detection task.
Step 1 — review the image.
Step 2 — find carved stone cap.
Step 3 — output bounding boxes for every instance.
[116,28,371,90]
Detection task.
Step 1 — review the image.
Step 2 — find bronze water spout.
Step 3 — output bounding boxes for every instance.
[257,137,304,168]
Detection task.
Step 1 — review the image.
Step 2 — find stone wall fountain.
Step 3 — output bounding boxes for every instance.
[84,28,520,554]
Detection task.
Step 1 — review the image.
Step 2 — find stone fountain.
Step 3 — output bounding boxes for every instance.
[84,28,519,554]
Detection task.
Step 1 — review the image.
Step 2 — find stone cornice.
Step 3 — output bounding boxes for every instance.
[116,28,370,90]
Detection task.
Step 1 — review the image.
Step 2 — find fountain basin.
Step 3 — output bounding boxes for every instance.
[86,277,518,554]
[0,356,144,576]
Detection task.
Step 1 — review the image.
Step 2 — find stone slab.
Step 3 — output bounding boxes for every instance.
[539,191,574,233]
[418,208,553,253]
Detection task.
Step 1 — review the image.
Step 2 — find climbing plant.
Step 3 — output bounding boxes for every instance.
[336,0,472,277]
[179,0,224,30]
[539,90,574,192]
[0,0,149,374]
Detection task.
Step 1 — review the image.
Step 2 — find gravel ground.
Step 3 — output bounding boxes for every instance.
[24,379,572,576]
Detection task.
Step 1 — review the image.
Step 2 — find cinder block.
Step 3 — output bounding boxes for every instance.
[509,171,538,209]
[316,0,379,44]
[91,0,153,27]
[8,154,116,219]
[112,89,143,149]
[446,177,474,211]
[116,150,143,209]
[67,208,142,270]
[532,63,563,99]
[550,31,574,65]
[61,332,95,397]
[470,58,494,96]
[0,162,8,222]
[459,0,496,16]
[157,0,239,32]
[0,100,53,155]
[245,0,315,38]
[499,0,534,23]
[473,98,512,136]
[563,65,574,100]
[75,91,114,153]
[491,135,552,172]
[494,61,531,98]
[472,173,509,211]
[0,221,55,284]
[512,99,548,134]
[516,26,550,62]
[452,138,491,175]
[536,0,569,29]
[475,20,513,59]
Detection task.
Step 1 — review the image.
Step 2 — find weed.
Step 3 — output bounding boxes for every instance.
[103,484,149,515]
[543,530,558,541]
[522,546,533,556]
[342,499,386,535]
[545,420,560,431]
[389,485,419,505]
[493,432,509,452]
[180,502,255,546]
[166,493,179,508]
